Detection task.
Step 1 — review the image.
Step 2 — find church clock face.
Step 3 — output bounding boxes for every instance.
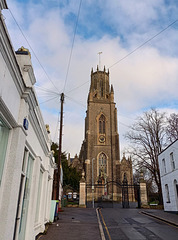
[99,135,105,143]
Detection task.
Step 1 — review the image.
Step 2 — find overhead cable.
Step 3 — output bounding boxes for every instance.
[8,8,60,93]
[35,85,60,96]
[66,80,89,94]
[109,19,178,69]
[66,19,178,94]
[65,95,86,108]
[63,0,83,93]
[39,96,59,105]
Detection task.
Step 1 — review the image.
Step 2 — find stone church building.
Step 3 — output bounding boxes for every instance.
[78,66,134,202]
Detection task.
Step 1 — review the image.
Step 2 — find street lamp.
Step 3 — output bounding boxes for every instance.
[92,158,95,208]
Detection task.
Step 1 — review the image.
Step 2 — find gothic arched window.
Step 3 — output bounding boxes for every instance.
[94,79,97,90]
[99,114,105,134]
[100,80,104,97]
[123,173,128,185]
[98,153,107,176]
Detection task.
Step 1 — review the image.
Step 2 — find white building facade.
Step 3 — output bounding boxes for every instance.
[158,139,178,212]
[0,1,55,239]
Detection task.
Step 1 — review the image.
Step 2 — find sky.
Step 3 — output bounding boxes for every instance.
[2,0,178,157]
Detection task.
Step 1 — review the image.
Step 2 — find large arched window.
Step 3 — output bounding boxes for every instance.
[99,114,105,134]
[98,153,107,176]
[100,80,104,97]
[94,78,97,90]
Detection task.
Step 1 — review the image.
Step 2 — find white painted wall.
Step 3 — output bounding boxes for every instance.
[158,140,178,212]
[0,52,21,121]
[0,4,55,239]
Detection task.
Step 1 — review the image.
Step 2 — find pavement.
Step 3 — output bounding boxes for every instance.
[38,208,101,240]
[141,209,178,227]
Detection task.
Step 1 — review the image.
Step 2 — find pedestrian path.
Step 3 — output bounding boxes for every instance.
[38,208,101,240]
[141,209,178,227]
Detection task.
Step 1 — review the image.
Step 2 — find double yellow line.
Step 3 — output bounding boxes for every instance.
[98,208,112,240]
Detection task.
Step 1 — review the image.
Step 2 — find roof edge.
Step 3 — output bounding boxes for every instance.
[158,138,178,155]
[0,0,8,10]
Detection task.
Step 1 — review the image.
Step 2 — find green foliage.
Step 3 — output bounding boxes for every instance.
[62,156,81,191]
[51,142,66,164]
[51,142,81,191]
[51,142,58,163]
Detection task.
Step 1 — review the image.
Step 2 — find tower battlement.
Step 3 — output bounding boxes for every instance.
[88,66,113,102]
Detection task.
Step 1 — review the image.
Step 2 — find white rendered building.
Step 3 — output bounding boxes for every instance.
[158,139,178,212]
[0,1,55,239]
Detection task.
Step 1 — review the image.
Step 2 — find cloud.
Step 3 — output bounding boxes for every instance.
[111,46,178,112]
[3,0,178,156]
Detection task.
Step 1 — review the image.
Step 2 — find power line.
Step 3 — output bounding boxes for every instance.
[8,8,60,93]
[65,95,86,108]
[63,0,83,93]
[109,19,178,69]
[66,80,89,94]
[61,19,178,96]
[39,95,59,105]
[35,85,60,96]
[118,113,135,121]
[119,121,130,128]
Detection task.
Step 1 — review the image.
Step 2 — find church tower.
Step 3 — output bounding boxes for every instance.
[79,66,121,200]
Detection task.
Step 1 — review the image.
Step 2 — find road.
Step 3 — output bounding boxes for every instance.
[99,208,178,240]
[38,208,178,240]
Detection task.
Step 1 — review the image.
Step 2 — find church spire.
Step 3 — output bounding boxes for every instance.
[110,84,114,102]
[111,84,114,93]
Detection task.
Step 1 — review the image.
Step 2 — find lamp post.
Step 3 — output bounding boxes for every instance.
[92,158,95,208]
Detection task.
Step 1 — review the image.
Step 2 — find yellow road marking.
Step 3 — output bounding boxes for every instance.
[99,208,112,240]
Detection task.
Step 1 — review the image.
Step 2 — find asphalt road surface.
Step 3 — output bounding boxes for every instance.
[39,208,178,240]
[100,208,178,240]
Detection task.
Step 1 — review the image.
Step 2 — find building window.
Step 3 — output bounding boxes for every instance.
[100,80,104,97]
[174,180,178,199]
[18,153,34,239]
[99,114,105,134]
[0,119,9,186]
[123,173,128,185]
[114,109,117,132]
[98,153,107,176]
[94,78,97,90]
[170,152,175,170]
[162,158,166,174]
[165,184,170,203]
[35,169,43,223]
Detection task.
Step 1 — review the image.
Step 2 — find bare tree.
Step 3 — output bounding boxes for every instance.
[125,109,167,204]
[166,113,178,143]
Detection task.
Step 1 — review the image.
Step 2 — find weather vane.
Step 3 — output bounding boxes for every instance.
[98,52,102,70]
